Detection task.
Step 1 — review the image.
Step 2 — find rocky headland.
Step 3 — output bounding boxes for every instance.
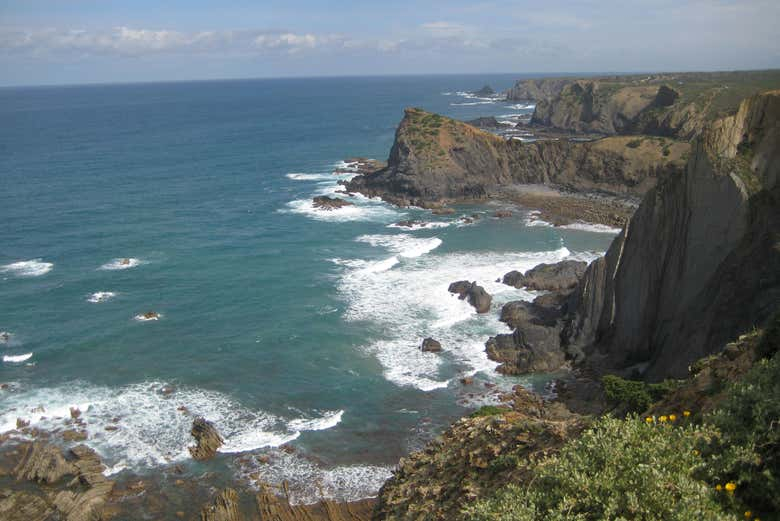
[344,107,688,227]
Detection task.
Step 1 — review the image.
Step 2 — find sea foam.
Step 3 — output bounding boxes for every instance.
[3,353,32,363]
[0,381,344,470]
[88,292,117,303]
[1,259,53,277]
[335,236,595,391]
[99,258,143,270]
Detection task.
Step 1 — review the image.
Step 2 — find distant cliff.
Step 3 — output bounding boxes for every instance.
[510,70,780,139]
[345,108,688,206]
[565,90,780,380]
[505,77,573,101]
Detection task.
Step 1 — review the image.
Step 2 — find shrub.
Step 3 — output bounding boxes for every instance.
[626,139,643,148]
[702,351,780,516]
[757,310,780,359]
[466,416,733,520]
[470,405,509,418]
[602,374,653,412]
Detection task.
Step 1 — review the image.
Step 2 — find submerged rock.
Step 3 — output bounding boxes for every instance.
[312,196,354,210]
[189,418,224,461]
[201,488,242,521]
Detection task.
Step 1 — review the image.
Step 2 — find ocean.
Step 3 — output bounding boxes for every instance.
[0,74,615,502]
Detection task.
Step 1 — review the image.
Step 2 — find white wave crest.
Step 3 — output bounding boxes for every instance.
[1,259,53,277]
[239,449,392,505]
[3,352,32,363]
[334,244,594,391]
[99,258,142,270]
[0,382,343,470]
[524,211,621,234]
[87,292,117,303]
[356,234,442,259]
[286,172,333,181]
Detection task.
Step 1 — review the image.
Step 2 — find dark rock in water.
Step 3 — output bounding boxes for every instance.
[467,284,492,313]
[448,281,492,313]
[473,85,495,97]
[501,270,526,288]
[312,196,354,210]
[431,207,455,215]
[466,116,500,128]
[494,210,513,218]
[448,281,473,299]
[16,418,29,429]
[523,261,587,291]
[201,488,242,521]
[460,377,474,385]
[395,220,426,228]
[61,429,87,442]
[189,418,224,461]
[69,407,81,419]
[0,331,10,343]
[421,338,442,353]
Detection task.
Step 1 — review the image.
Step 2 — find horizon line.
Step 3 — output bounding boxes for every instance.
[3,67,779,90]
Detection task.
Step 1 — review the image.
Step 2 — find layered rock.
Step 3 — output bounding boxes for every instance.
[564,90,780,380]
[189,417,224,460]
[201,488,242,521]
[345,108,688,206]
[421,338,442,353]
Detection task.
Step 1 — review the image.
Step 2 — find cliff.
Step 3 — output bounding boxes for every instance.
[565,90,780,380]
[505,77,573,101]
[527,70,780,139]
[345,108,688,206]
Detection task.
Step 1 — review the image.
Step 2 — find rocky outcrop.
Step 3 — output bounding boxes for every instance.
[473,85,495,97]
[189,417,224,460]
[421,338,442,353]
[201,488,242,521]
[448,280,492,313]
[345,108,688,206]
[505,78,573,101]
[254,483,375,521]
[6,443,113,521]
[564,90,780,380]
[501,270,525,288]
[373,386,584,521]
[312,196,354,210]
[523,260,587,291]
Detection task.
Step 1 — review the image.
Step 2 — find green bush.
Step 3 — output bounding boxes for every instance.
[466,416,734,521]
[757,310,780,359]
[602,375,653,412]
[702,351,780,517]
[470,405,509,418]
[626,139,643,148]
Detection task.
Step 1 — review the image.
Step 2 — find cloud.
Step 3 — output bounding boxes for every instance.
[0,27,343,57]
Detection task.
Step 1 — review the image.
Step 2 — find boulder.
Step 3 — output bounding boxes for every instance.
[501,270,526,288]
[494,210,513,218]
[312,196,354,210]
[473,85,495,97]
[523,260,587,291]
[447,281,492,313]
[466,116,500,128]
[189,418,224,461]
[421,338,442,353]
[431,207,455,215]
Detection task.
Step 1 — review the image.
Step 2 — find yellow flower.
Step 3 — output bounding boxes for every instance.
[744,511,752,519]
[715,484,723,491]
[683,410,691,417]
[669,414,677,421]
[645,416,653,424]
[725,482,737,492]
[659,415,668,423]
[692,449,700,456]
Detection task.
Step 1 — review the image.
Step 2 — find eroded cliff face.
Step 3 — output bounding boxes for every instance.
[505,77,573,101]
[345,108,688,206]
[567,90,780,380]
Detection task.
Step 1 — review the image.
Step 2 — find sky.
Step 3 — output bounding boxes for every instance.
[0,0,779,86]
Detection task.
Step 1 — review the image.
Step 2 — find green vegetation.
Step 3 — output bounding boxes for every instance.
[703,350,780,516]
[601,374,680,413]
[626,138,643,148]
[470,405,510,418]
[466,416,732,521]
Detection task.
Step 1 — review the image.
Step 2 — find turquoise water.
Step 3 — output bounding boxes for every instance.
[0,75,615,500]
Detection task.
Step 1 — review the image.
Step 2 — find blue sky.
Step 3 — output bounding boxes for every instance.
[1,0,778,86]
